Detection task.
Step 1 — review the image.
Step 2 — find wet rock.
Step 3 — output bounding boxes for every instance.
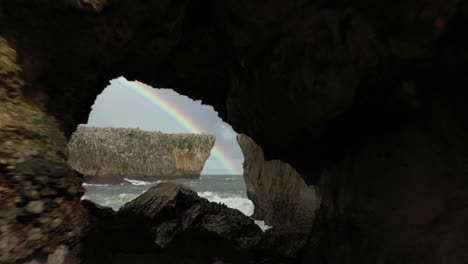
[24,189,40,200]
[25,200,45,214]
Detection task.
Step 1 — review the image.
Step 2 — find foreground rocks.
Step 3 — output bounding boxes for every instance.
[78,182,264,263]
[69,126,215,179]
[237,134,319,226]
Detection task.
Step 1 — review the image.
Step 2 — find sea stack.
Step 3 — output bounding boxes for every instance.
[68,126,215,179]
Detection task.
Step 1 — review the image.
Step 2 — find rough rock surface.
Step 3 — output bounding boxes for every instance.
[77,183,263,263]
[68,126,215,178]
[0,37,86,264]
[1,0,468,263]
[119,182,261,251]
[237,134,319,226]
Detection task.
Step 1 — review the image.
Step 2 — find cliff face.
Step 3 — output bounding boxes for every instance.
[237,134,319,226]
[68,126,215,178]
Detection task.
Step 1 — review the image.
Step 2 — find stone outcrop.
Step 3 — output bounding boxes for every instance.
[2,1,468,263]
[237,134,319,226]
[119,182,261,251]
[77,183,263,263]
[68,126,215,179]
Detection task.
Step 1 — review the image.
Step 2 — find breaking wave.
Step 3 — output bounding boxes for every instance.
[83,183,110,187]
[123,178,163,186]
[198,191,254,216]
[83,175,271,230]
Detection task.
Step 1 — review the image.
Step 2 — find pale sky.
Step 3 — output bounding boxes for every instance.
[85,78,244,175]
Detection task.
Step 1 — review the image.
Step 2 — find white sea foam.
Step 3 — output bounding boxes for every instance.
[83,183,110,187]
[82,193,143,210]
[123,178,163,186]
[197,191,272,231]
[198,191,254,217]
[254,220,272,231]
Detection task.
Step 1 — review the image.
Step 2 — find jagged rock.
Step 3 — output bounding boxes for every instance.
[237,134,319,226]
[77,184,263,263]
[68,126,215,179]
[118,182,261,251]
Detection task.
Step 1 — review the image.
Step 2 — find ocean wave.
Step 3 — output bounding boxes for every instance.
[82,184,269,231]
[123,178,163,186]
[224,177,239,181]
[198,191,254,217]
[83,183,110,187]
[82,193,142,210]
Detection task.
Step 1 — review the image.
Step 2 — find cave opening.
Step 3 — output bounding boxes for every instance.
[67,77,259,219]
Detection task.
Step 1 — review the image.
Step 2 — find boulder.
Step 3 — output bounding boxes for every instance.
[118,182,261,250]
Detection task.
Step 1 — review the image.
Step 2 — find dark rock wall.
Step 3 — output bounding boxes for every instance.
[306,121,468,263]
[1,0,468,263]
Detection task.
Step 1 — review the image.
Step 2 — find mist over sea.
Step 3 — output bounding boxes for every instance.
[82,175,270,230]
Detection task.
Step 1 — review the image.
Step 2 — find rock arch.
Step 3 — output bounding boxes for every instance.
[2,0,468,263]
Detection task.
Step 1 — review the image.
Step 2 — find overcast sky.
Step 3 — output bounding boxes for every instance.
[85,78,244,175]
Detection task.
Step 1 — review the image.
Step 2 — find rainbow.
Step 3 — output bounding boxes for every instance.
[114,77,240,175]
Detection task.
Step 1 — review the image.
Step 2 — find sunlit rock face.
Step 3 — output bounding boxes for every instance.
[68,126,215,179]
[237,134,319,227]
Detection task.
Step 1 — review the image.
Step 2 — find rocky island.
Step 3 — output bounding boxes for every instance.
[68,126,215,179]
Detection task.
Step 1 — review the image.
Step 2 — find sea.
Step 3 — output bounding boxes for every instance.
[82,174,270,231]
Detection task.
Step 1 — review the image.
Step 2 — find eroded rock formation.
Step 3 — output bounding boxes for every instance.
[68,126,215,179]
[237,134,319,226]
[1,0,468,263]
